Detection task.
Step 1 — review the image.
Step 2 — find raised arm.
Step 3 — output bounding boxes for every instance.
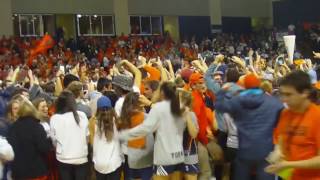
[205,55,223,94]
[119,105,160,140]
[165,60,175,81]
[214,84,237,114]
[120,60,142,88]
[54,70,63,96]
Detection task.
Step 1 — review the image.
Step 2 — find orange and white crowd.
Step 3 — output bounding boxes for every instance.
[0,27,319,180]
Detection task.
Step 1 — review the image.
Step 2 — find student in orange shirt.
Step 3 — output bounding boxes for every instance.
[189,72,221,180]
[119,92,154,180]
[266,71,320,180]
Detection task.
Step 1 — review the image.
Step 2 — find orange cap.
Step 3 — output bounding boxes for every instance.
[189,73,204,86]
[244,74,261,89]
[144,66,161,81]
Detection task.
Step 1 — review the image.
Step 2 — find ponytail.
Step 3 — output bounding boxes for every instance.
[160,82,182,117]
[72,110,80,125]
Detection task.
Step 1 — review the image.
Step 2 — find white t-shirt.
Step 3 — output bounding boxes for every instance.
[93,122,122,174]
[50,111,89,165]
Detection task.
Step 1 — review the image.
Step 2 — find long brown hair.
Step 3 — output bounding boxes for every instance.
[161,82,182,117]
[96,108,117,142]
[120,92,141,129]
[55,90,80,125]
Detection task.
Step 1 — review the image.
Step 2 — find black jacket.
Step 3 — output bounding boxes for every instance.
[7,116,52,179]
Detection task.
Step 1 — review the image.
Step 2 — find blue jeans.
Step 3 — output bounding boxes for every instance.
[233,158,274,180]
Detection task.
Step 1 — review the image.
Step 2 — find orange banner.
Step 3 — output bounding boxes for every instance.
[28,34,55,66]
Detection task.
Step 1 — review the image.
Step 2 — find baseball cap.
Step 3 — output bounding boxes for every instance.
[97,96,112,109]
[189,72,204,85]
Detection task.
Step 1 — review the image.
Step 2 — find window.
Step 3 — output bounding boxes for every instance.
[151,17,162,34]
[102,16,114,34]
[78,15,90,35]
[130,16,162,35]
[77,15,114,36]
[13,14,54,37]
[12,14,44,37]
[12,15,20,36]
[141,16,151,34]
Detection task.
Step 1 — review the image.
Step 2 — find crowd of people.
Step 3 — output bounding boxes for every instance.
[0,26,319,180]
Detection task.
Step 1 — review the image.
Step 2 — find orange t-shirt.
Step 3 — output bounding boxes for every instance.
[127,112,146,149]
[274,103,320,180]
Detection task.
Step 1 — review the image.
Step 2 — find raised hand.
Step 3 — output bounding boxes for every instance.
[139,95,152,107]
[313,51,320,59]
[214,54,224,63]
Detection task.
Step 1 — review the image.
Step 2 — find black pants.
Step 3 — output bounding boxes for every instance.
[95,167,121,180]
[58,162,88,180]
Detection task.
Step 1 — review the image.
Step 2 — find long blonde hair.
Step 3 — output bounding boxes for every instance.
[17,97,41,120]
[6,95,24,122]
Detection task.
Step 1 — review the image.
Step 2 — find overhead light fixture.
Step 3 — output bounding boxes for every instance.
[93,15,98,18]
[77,14,82,18]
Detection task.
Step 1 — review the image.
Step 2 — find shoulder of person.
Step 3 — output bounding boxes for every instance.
[188,111,198,123]
[153,101,167,108]
[50,113,60,122]
[186,111,196,117]
[309,104,320,117]
[0,135,7,142]
[89,115,96,122]
[77,111,88,119]
[269,95,285,109]
[279,107,291,118]
[132,86,141,94]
